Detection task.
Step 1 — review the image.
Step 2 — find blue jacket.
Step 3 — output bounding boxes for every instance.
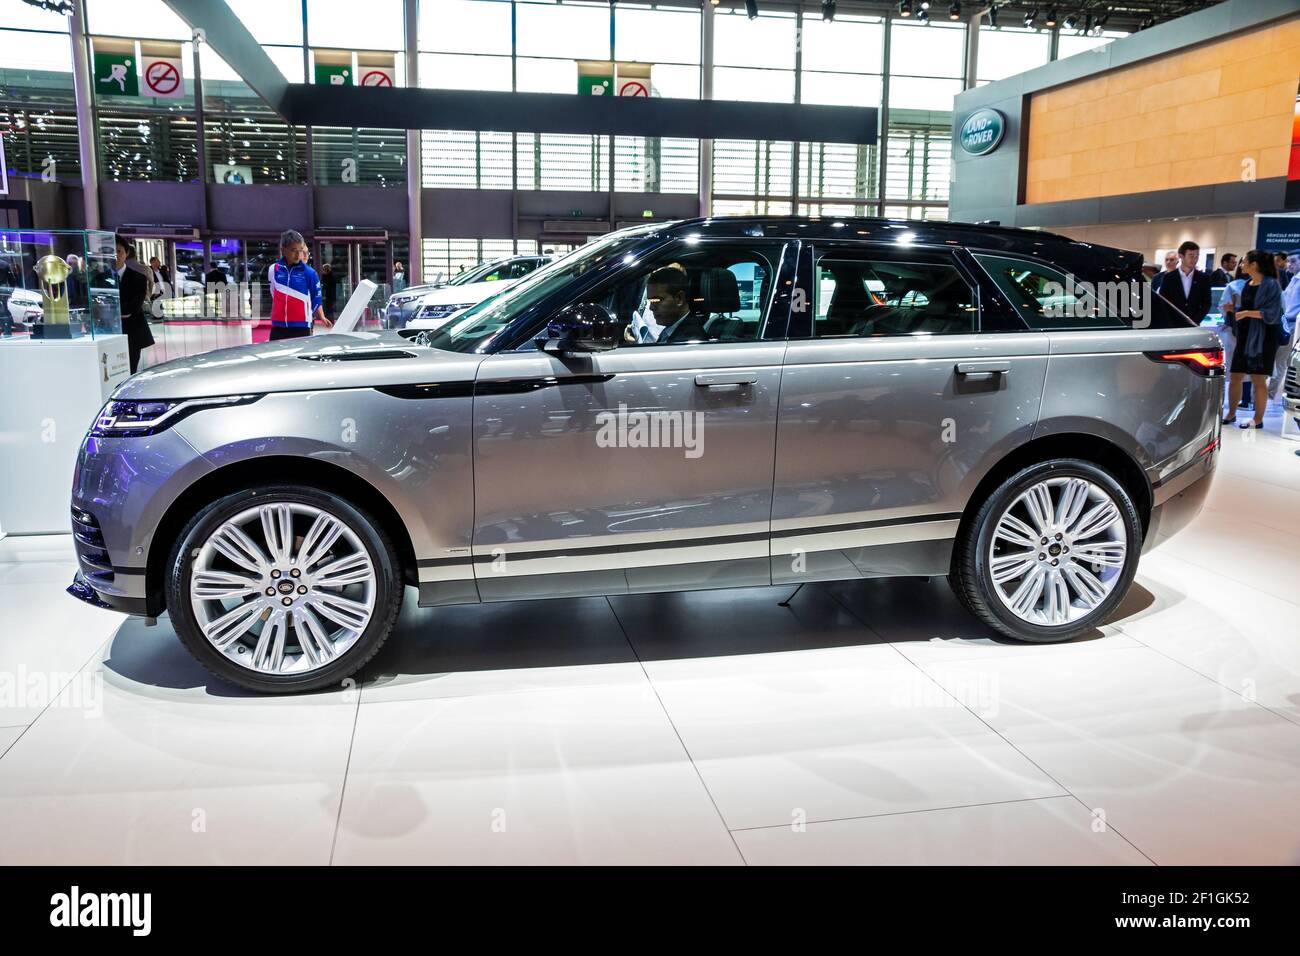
[268,259,323,327]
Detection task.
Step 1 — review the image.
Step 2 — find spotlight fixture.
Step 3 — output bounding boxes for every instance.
[1083,13,1093,34]
[821,0,836,22]
[917,7,930,22]
[1045,7,1058,28]
[898,0,913,17]
[745,0,758,19]
[1063,13,1077,30]
[987,4,999,28]
[948,2,961,20]
[1024,7,1038,28]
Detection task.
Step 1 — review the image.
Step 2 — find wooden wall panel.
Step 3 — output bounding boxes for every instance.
[1025,16,1300,205]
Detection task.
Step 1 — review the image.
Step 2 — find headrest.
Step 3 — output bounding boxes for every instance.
[692,267,741,314]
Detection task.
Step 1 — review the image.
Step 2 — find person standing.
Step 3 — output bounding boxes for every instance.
[392,261,406,293]
[114,234,155,373]
[1154,241,1211,324]
[1268,249,1300,403]
[268,230,331,340]
[1210,253,1237,286]
[1275,252,1291,291]
[320,262,338,321]
[1225,250,1284,430]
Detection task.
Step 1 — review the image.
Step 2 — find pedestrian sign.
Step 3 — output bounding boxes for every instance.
[315,62,352,85]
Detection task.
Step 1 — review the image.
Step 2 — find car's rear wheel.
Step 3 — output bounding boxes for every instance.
[951,459,1142,643]
[165,485,402,693]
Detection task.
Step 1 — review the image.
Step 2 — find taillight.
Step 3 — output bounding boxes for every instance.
[1146,349,1224,377]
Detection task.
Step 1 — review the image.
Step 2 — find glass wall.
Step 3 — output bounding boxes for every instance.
[1,1,1138,229]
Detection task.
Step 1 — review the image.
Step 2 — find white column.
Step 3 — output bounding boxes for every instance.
[698,1,715,218]
[405,0,423,283]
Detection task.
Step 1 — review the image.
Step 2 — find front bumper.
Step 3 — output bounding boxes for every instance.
[68,425,214,617]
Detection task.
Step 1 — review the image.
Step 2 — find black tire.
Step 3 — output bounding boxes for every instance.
[165,485,403,693]
[950,459,1142,643]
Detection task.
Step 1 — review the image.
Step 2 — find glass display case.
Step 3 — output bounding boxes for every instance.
[0,229,121,341]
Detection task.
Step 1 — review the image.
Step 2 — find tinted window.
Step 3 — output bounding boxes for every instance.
[974,253,1126,330]
[812,256,977,337]
[573,242,781,348]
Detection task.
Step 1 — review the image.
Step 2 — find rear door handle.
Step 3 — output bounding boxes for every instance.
[695,372,758,387]
[955,361,1011,377]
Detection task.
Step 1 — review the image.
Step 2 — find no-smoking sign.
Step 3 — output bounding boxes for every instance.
[142,56,184,99]
[361,69,394,87]
[618,79,649,98]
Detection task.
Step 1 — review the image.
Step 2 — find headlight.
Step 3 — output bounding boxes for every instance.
[387,293,419,308]
[90,395,260,438]
[418,303,471,319]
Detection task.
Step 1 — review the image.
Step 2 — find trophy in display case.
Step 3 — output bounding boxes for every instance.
[35,254,74,339]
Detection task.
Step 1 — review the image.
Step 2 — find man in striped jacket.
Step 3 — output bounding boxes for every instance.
[268,229,331,340]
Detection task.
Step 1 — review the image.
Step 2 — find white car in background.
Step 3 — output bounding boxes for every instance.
[401,255,554,330]
[4,288,43,334]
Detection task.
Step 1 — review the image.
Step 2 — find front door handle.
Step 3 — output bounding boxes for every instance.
[695,372,758,387]
[955,361,1011,377]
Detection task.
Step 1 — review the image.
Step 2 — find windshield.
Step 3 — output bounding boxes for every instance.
[420,229,660,353]
[447,260,500,286]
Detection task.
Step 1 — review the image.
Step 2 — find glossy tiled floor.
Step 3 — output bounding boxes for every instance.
[1,408,1298,865]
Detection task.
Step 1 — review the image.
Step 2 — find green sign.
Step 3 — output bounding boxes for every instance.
[315,62,352,86]
[578,74,612,97]
[94,51,138,97]
[958,108,1006,157]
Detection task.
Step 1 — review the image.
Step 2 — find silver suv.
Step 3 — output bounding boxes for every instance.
[69,218,1223,692]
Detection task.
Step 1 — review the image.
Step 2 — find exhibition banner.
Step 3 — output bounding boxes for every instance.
[1255,213,1300,252]
[1287,77,1299,209]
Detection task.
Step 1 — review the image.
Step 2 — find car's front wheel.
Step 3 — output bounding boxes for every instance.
[952,459,1142,643]
[166,486,403,693]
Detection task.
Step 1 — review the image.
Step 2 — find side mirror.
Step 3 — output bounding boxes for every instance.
[537,302,621,353]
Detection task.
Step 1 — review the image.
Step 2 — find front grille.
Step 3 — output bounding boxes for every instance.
[70,508,114,584]
[1285,364,1299,401]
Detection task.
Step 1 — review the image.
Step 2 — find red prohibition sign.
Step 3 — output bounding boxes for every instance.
[619,80,649,98]
[145,60,180,95]
[361,70,393,87]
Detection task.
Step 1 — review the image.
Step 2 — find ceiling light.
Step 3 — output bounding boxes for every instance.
[898,0,913,16]
[745,0,758,19]
[987,4,999,27]
[821,0,836,21]
[1063,14,1078,30]
[948,2,961,20]
[1024,7,1038,28]
[1045,7,1058,28]
[917,8,930,22]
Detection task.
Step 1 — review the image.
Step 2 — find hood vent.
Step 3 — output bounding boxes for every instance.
[298,350,418,363]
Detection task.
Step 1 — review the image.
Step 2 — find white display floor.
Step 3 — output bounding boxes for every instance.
[0,409,1297,865]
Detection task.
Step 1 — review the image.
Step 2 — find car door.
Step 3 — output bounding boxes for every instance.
[771,241,1049,585]
[471,238,796,601]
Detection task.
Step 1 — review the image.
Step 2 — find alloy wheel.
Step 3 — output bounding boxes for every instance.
[189,502,377,675]
[987,476,1128,627]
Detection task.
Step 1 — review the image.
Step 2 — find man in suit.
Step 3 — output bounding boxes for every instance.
[1154,241,1212,325]
[1210,253,1237,286]
[114,235,155,373]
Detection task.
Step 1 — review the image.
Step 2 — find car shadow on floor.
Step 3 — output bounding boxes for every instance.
[98,577,1156,695]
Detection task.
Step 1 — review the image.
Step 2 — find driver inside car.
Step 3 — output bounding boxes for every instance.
[623,265,705,345]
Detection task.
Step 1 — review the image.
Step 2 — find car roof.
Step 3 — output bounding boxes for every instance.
[638,215,1138,275]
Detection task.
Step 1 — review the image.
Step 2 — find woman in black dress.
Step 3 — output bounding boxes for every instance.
[1224,250,1284,429]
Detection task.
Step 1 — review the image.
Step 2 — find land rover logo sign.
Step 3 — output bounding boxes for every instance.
[959,108,1006,157]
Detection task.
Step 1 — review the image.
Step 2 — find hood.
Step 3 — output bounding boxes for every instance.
[112,330,483,401]
[418,278,517,306]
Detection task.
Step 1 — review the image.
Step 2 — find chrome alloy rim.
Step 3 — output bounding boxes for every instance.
[190,503,377,675]
[987,477,1128,627]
